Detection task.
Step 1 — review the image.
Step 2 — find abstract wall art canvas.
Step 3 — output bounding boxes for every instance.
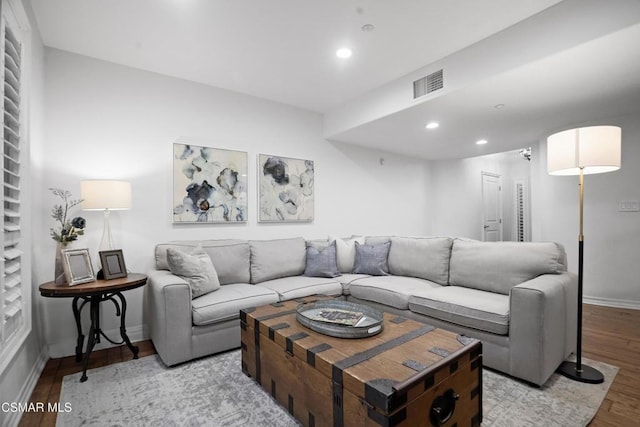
[174,143,248,223]
[258,154,314,222]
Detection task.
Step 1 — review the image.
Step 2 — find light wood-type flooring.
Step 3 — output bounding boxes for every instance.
[17,304,640,426]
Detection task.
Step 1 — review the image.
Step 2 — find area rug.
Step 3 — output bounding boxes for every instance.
[57,350,617,427]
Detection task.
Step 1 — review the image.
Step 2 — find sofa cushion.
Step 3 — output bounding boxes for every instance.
[304,240,340,278]
[329,235,365,273]
[409,286,510,335]
[349,276,441,310]
[388,236,453,285]
[155,240,250,285]
[166,245,220,298]
[250,238,306,284]
[256,276,343,301]
[353,241,391,276]
[449,240,566,294]
[191,283,279,326]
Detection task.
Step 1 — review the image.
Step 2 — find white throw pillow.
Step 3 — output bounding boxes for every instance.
[166,244,221,298]
[329,235,365,273]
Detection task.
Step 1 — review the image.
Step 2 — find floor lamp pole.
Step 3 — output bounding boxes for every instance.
[557,167,604,384]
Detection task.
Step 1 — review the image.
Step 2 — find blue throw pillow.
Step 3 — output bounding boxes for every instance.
[353,241,391,276]
[304,240,341,278]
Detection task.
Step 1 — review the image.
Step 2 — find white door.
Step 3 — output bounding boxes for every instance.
[482,172,502,241]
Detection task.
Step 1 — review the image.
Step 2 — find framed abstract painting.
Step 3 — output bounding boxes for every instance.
[173,143,248,223]
[258,154,314,222]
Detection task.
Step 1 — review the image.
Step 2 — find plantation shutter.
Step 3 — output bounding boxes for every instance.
[513,179,530,243]
[0,0,30,370]
[2,21,22,339]
[515,182,525,242]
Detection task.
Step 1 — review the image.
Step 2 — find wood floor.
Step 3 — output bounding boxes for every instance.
[583,304,640,426]
[18,304,640,426]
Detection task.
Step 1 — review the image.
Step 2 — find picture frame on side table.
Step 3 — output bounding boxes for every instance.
[61,248,95,286]
[99,249,128,280]
[258,154,314,222]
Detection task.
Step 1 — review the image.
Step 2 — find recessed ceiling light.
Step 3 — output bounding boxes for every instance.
[336,48,352,59]
[476,139,488,145]
[425,122,439,129]
[494,104,505,109]
[361,24,375,32]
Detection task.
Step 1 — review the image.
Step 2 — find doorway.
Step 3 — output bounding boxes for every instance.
[481,172,502,241]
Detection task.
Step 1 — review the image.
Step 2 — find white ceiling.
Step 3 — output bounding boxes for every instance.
[330,21,640,159]
[30,0,640,160]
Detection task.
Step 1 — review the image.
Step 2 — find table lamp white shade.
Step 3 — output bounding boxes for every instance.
[80,180,132,211]
[547,125,621,175]
[80,180,131,251]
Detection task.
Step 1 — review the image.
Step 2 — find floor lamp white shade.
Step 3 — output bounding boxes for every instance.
[546,125,621,384]
[547,125,621,175]
[80,180,132,251]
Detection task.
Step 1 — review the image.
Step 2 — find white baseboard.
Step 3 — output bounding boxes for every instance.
[6,346,50,427]
[47,324,149,359]
[584,296,640,310]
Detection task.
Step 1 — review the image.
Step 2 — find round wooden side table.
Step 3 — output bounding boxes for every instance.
[39,273,147,382]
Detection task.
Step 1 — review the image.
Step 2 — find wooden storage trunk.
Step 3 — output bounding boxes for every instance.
[241,296,482,427]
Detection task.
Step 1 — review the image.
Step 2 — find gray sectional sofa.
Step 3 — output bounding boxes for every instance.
[147,236,577,386]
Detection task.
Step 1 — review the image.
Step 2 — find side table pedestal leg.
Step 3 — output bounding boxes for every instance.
[115,292,138,358]
[80,298,99,382]
[72,297,85,363]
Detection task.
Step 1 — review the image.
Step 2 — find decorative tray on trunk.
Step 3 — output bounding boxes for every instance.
[296,300,384,338]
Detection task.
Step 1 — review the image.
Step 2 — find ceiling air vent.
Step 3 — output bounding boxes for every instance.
[413,69,443,99]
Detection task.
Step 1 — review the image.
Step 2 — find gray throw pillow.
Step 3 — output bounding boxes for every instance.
[304,240,340,278]
[353,241,391,276]
[166,245,221,298]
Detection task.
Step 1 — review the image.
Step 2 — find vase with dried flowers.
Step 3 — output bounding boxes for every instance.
[50,188,86,284]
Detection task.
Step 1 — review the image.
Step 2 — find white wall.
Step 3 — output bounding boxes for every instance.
[429,150,531,241]
[531,113,640,308]
[36,49,432,357]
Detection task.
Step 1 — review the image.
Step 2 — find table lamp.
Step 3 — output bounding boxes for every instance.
[80,180,132,251]
[547,125,621,383]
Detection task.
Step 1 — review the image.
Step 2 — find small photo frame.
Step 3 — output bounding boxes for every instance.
[99,249,128,280]
[61,248,95,286]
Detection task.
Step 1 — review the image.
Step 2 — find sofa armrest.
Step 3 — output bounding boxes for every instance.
[147,270,194,366]
[509,272,578,385]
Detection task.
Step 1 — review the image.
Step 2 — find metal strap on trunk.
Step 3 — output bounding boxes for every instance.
[331,324,435,426]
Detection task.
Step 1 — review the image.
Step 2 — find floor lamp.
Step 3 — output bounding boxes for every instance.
[80,180,132,252]
[547,125,621,384]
